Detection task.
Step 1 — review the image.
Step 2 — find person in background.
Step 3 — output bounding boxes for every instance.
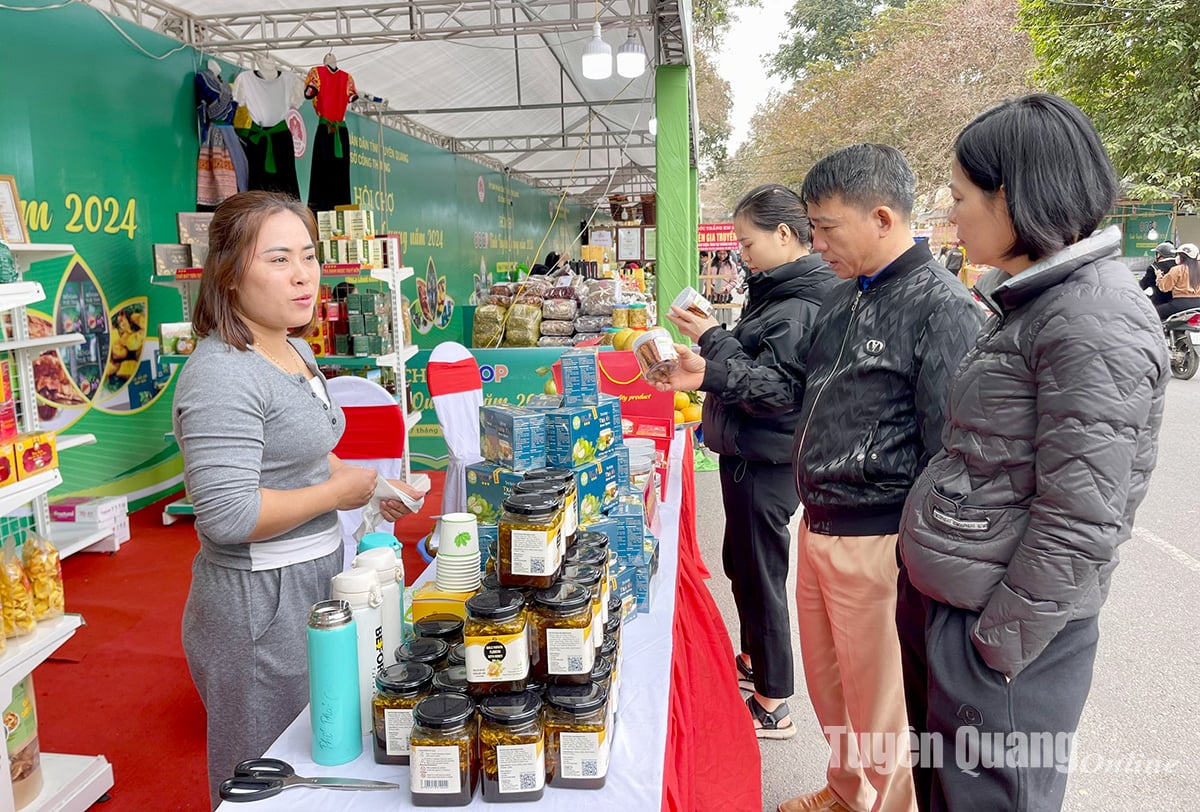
[942,241,966,283]
[898,93,1167,812]
[530,251,569,276]
[1139,241,1175,309]
[709,248,740,325]
[1155,242,1200,319]
[654,184,836,741]
[174,191,423,807]
[780,144,982,812]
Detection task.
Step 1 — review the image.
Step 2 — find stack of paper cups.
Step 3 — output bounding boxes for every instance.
[435,513,481,592]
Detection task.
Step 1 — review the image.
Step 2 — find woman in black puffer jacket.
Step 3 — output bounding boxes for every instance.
[897,95,1168,811]
[657,184,835,739]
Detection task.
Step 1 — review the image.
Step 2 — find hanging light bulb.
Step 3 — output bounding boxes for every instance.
[649,117,657,136]
[1147,222,1159,241]
[581,22,613,80]
[616,30,646,78]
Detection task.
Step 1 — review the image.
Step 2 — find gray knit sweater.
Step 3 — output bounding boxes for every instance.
[173,336,345,569]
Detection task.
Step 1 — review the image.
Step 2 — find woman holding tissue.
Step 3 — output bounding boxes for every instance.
[173,191,424,807]
[656,184,835,738]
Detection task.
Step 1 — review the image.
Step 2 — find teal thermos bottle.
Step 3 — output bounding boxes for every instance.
[307,599,363,765]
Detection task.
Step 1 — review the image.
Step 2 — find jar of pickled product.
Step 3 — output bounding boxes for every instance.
[479,691,545,802]
[574,529,609,552]
[560,563,604,651]
[543,681,610,789]
[604,605,622,654]
[448,643,467,668]
[627,303,648,329]
[631,327,678,384]
[484,538,498,575]
[589,656,612,693]
[522,468,579,550]
[564,546,609,617]
[611,305,629,328]
[397,637,451,672]
[464,589,530,696]
[413,614,465,646]
[410,693,478,806]
[373,662,434,765]
[512,480,570,566]
[530,582,595,685]
[498,493,563,589]
[433,665,471,695]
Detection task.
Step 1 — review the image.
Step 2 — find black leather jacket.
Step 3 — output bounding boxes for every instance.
[698,255,836,464]
[792,243,984,535]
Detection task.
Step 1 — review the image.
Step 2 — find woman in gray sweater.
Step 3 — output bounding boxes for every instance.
[173,191,421,806]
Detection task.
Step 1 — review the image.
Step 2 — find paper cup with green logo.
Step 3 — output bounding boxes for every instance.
[438,513,480,557]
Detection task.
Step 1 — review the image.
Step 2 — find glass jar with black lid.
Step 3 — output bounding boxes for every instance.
[529,581,595,685]
[606,595,623,641]
[498,492,563,589]
[373,662,434,765]
[432,665,471,695]
[512,478,571,568]
[521,467,578,548]
[478,690,545,802]
[413,614,465,646]
[565,546,610,617]
[448,642,467,668]
[543,681,610,789]
[464,588,530,696]
[409,693,478,806]
[397,637,451,672]
[560,563,605,652]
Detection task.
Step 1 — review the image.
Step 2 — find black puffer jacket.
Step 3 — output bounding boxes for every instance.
[792,243,983,535]
[899,227,1168,678]
[698,255,836,464]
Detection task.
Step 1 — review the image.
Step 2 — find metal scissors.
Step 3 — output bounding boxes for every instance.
[218,758,399,803]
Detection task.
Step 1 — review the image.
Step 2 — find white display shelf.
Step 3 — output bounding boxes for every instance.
[6,244,75,267]
[26,753,113,812]
[163,495,194,526]
[405,409,422,429]
[55,434,95,452]
[0,282,45,314]
[0,469,62,517]
[47,523,117,559]
[401,343,419,362]
[0,614,82,701]
[0,334,84,355]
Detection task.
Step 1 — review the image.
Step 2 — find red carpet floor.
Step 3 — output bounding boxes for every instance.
[35,475,443,811]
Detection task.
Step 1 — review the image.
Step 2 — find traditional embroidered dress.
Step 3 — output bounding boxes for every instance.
[194,69,247,206]
[305,65,358,213]
[232,70,305,199]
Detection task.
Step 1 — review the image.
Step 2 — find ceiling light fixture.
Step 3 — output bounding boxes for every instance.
[616,30,646,78]
[581,21,612,80]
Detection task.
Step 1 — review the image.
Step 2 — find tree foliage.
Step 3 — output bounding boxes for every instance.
[1018,0,1200,199]
[693,0,758,46]
[694,49,734,171]
[768,0,908,80]
[724,0,1039,204]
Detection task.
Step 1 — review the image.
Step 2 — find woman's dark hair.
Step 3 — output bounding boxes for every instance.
[193,191,319,347]
[1181,256,1200,290]
[544,252,561,268]
[954,93,1118,263]
[733,184,811,244]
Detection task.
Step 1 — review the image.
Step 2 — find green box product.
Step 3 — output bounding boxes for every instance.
[479,405,547,471]
[352,335,371,357]
[367,335,383,356]
[604,504,649,566]
[571,459,607,525]
[596,450,627,507]
[545,405,616,467]
[464,463,524,524]
[344,293,364,315]
[363,313,382,335]
[560,347,600,407]
[634,562,657,614]
[348,314,366,334]
[614,565,637,623]
[334,334,350,355]
[597,394,624,445]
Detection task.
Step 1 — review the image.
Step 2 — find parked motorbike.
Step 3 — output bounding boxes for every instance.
[1164,308,1200,380]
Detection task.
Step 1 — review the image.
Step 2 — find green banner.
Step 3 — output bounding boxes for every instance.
[407,348,566,470]
[0,3,583,505]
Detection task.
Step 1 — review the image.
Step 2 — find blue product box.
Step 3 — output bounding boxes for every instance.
[560,347,600,407]
[479,523,499,573]
[634,564,657,614]
[465,462,524,524]
[597,394,624,445]
[545,405,616,467]
[572,459,607,524]
[479,404,546,471]
[606,507,648,567]
[615,564,638,623]
[524,394,562,412]
[596,450,625,508]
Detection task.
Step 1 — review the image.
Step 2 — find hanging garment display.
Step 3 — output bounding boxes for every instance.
[305,62,358,213]
[232,67,306,199]
[194,66,249,206]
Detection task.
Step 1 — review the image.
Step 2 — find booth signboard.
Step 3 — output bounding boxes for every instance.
[698,223,737,251]
[590,229,614,248]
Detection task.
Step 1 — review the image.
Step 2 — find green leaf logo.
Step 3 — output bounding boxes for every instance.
[454,532,471,548]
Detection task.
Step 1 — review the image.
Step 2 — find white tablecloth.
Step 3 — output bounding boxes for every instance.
[218,435,685,811]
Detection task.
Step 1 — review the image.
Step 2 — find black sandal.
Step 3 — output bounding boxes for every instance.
[747,695,795,740]
[736,656,755,691]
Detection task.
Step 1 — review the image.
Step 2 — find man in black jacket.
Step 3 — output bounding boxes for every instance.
[1138,240,1175,308]
[778,145,983,812]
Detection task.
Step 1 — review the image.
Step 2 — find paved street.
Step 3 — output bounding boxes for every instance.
[694,375,1200,811]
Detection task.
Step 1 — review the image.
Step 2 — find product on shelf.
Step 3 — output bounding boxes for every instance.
[6,675,42,810]
[502,303,542,347]
[538,319,574,336]
[472,304,506,348]
[159,322,197,355]
[21,533,64,620]
[13,431,58,481]
[1,538,37,637]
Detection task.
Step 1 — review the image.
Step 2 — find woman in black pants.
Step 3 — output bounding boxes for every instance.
[655,184,835,738]
[1154,243,1200,319]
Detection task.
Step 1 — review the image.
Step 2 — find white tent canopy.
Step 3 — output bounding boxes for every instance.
[87,0,697,204]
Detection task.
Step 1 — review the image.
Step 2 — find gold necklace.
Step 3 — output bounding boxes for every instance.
[254,340,300,374]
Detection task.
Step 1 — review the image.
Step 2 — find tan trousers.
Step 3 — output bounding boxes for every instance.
[795,524,917,812]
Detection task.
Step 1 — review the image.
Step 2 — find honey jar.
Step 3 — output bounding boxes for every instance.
[529,582,595,685]
[479,691,545,802]
[372,662,434,765]
[498,493,563,589]
[463,589,530,696]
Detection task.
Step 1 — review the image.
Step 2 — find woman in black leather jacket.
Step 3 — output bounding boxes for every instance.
[656,184,835,739]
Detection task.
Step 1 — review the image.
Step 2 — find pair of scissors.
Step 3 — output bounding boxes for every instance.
[218,758,399,803]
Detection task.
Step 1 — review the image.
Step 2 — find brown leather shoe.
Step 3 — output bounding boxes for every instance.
[777,787,852,812]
